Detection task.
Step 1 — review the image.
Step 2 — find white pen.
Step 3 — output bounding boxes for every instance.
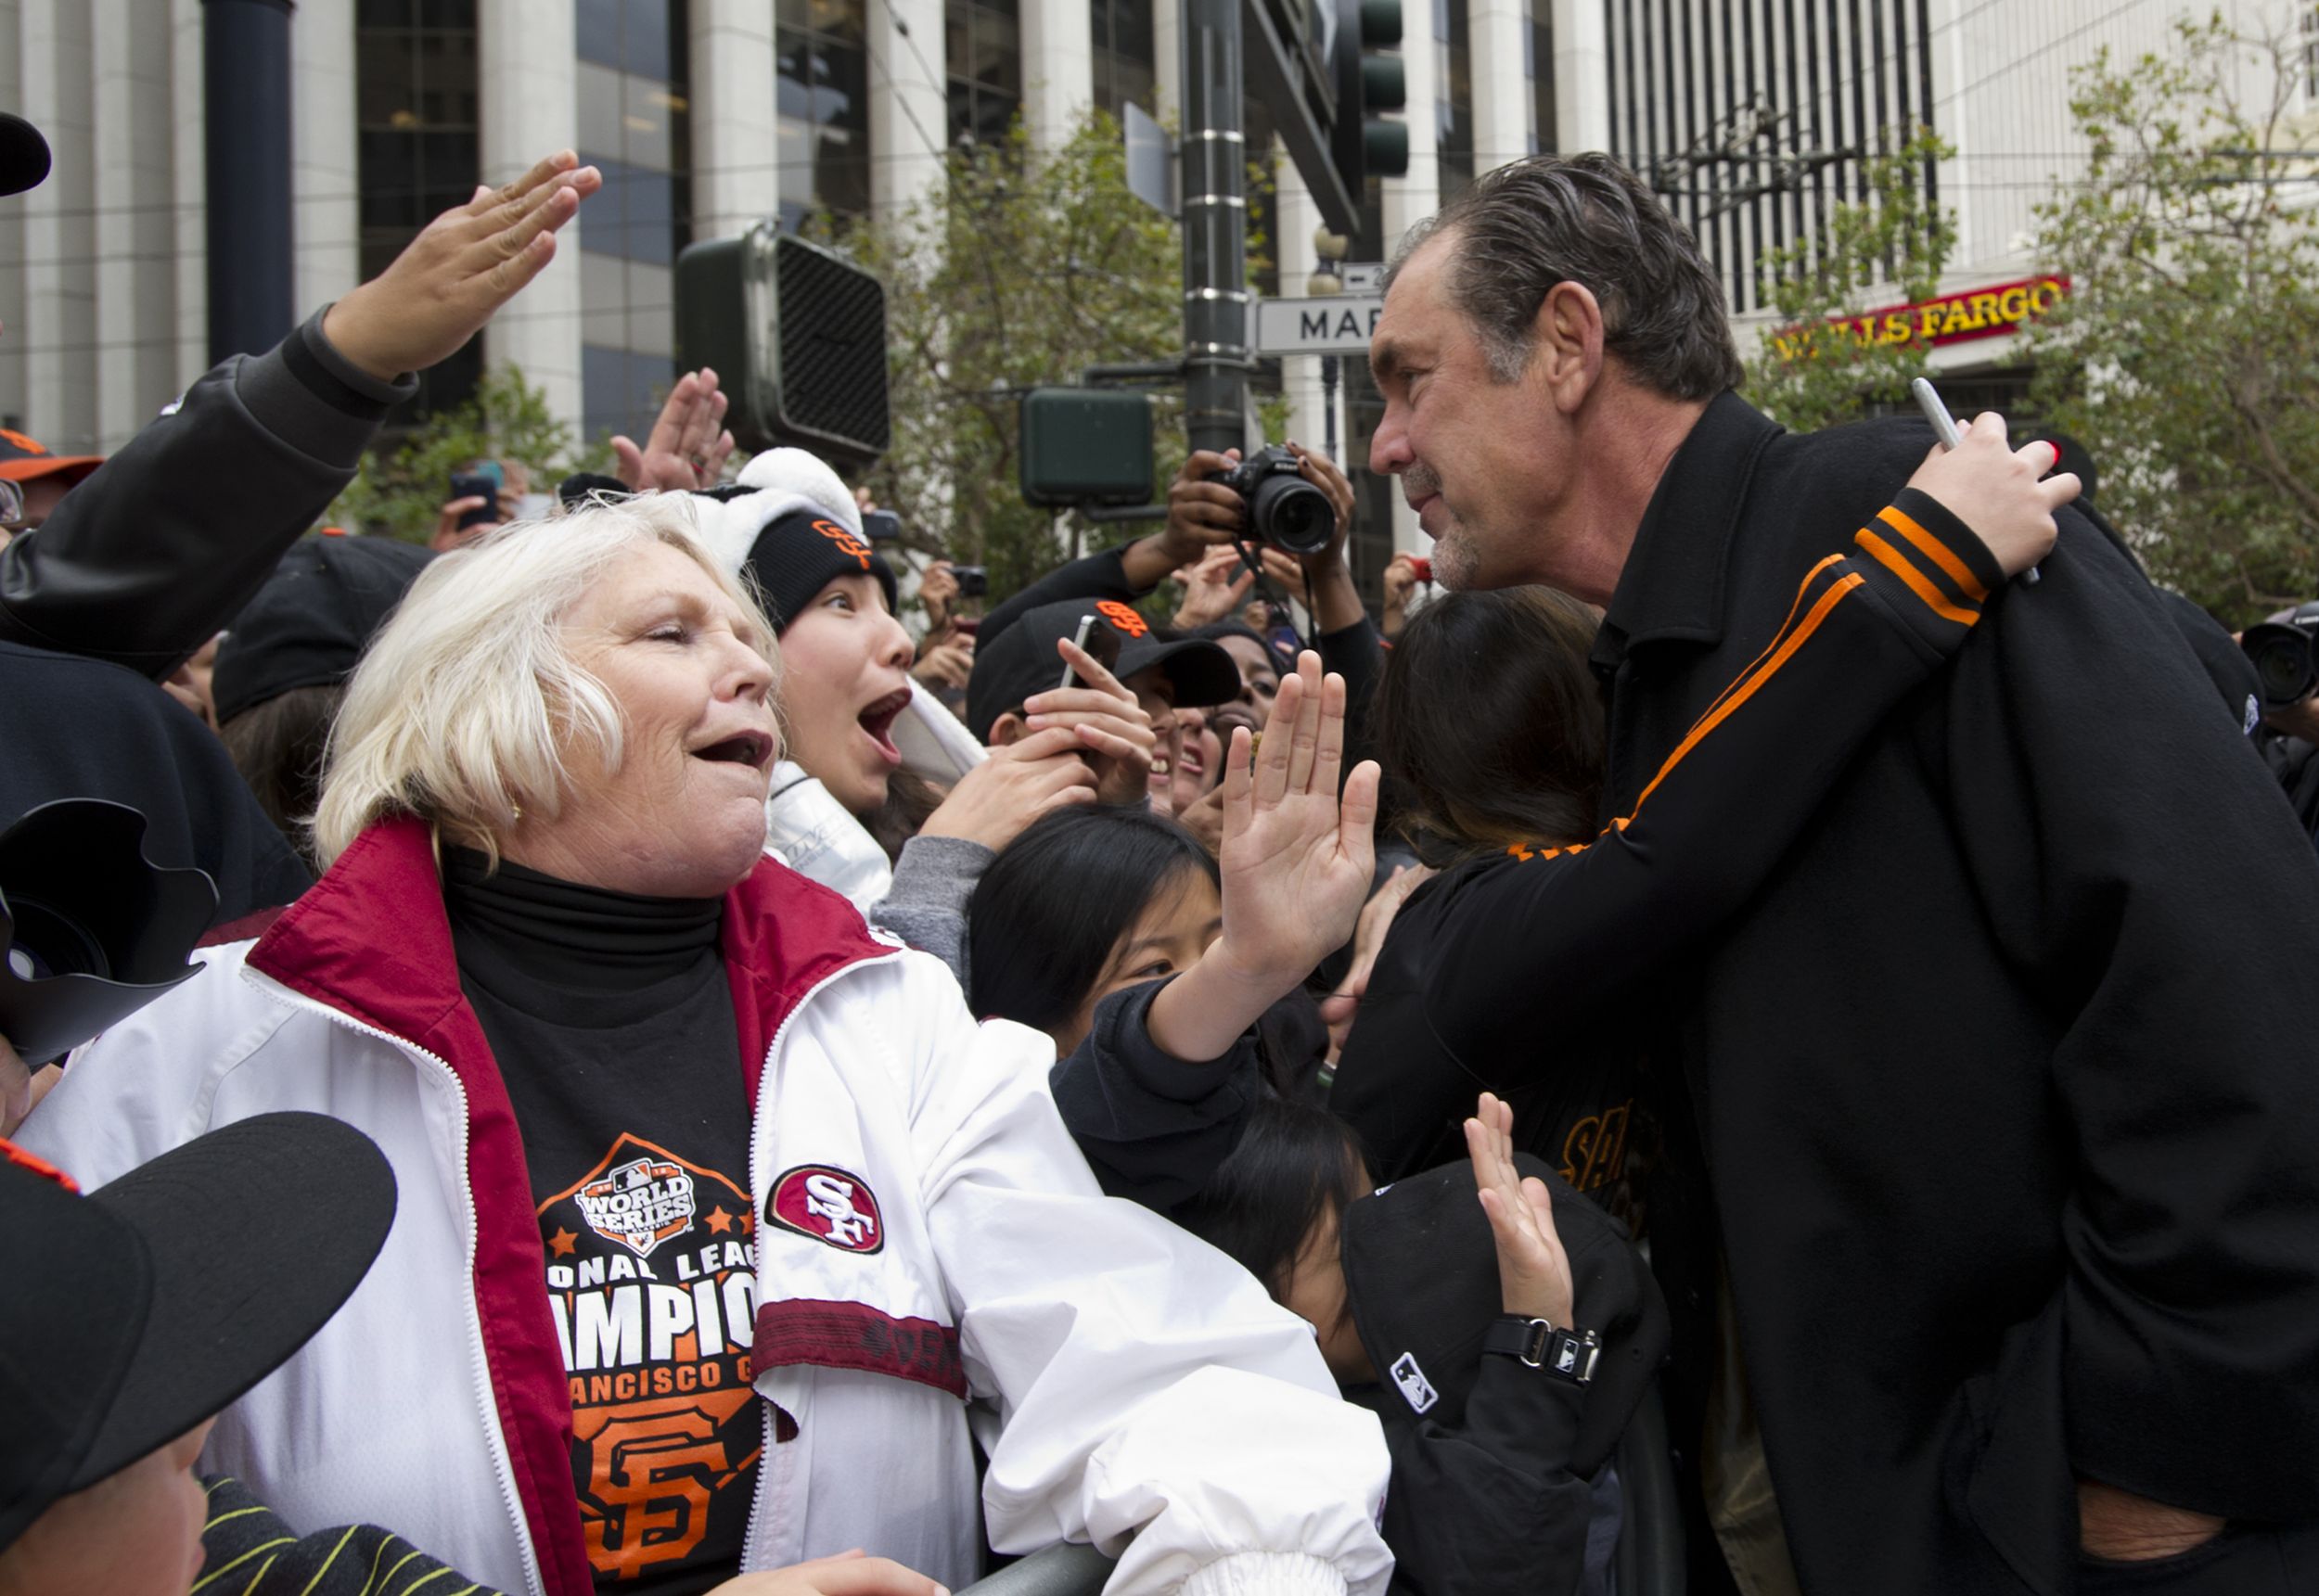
[1912,377,2039,584]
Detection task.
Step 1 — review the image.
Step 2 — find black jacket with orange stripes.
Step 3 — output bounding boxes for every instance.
[1591,392,2319,1596]
[1331,482,2001,1195]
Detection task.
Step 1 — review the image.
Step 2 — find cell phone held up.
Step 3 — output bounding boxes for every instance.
[1058,613,1124,692]
[448,471,500,531]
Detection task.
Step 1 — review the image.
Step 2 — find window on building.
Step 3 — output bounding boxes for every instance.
[1092,0,1158,120]
[1524,0,1554,154]
[778,0,872,228]
[1434,0,1473,198]
[356,0,480,416]
[576,0,692,443]
[2303,4,2319,103]
[947,0,1023,148]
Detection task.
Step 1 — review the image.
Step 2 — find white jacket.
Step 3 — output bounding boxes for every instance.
[21,820,1391,1596]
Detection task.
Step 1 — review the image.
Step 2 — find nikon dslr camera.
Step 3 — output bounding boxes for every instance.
[1205,444,1336,557]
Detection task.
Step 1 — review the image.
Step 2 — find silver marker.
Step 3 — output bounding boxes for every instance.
[1912,377,2039,584]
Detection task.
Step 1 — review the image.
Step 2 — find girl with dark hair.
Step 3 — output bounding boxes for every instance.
[967,805,1221,1050]
[1329,426,2072,1187]
[968,802,1321,1208]
[1179,1092,1667,1596]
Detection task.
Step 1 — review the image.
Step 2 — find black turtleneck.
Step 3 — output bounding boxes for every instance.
[442,849,760,1596]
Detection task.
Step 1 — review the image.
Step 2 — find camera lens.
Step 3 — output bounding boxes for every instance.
[1250,474,1336,556]
[2241,623,2318,708]
[5,895,113,981]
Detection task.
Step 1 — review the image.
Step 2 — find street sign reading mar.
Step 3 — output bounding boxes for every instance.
[1254,293,1386,356]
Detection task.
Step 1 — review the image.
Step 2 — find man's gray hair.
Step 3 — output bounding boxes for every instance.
[1387,153,1743,401]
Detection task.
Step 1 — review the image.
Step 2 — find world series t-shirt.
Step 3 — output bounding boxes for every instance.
[446,853,761,1595]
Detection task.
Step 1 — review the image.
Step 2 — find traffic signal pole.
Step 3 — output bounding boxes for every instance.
[1180,0,1251,456]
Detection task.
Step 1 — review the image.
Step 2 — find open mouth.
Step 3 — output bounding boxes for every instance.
[691,730,775,770]
[858,688,912,764]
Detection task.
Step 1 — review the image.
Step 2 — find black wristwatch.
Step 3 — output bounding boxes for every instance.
[1480,1314,1601,1385]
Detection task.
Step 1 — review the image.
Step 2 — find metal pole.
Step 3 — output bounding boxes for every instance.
[202,0,296,364]
[1180,0,1249,456]
[1321,355,1340,461]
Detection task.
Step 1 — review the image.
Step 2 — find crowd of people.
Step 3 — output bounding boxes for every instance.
[6,96,2319,1596]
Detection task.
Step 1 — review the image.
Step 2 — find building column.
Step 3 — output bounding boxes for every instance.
[1153,0,1180,118]
[1467,0,1528,173]
[170,0,206,391]
[20,0,94,452]
[1272,147,1331,453]
[1379,0,1439,556]
[0,0,23,427]
[91,0,177,450]
[291,0,359,323]
[689,0,780,239]
[1549,0,1607,151]
[1020,0,1094,152]
[478,0,581,431]
[866,0,946,220]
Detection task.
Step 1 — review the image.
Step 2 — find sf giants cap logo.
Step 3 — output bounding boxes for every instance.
[1095,600,1148,638]
[812,518,873,571]
[766,1164,884,1253]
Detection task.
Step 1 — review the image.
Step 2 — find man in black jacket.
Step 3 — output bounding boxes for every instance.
[1366,153,2319,1595]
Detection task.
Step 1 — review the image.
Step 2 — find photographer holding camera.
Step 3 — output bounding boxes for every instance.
[2244,602,2319,849]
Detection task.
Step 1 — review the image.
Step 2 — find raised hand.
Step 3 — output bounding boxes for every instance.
[613,367,736,491]
[1172,544,1258,630]
[917,726,1100,851]
[1465,1092,1575,1327]
[1213,650,1381,992]
[1020,636,1160,806]
[1142,650,1381,1064]
[1160,449,1249,566]
[322,150,602,380]
[1905,411,2080,579]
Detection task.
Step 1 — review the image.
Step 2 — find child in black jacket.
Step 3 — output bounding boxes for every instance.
[1177,1092,1665,1596]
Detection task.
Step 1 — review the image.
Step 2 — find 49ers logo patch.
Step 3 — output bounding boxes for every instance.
[766,1165,884,1254]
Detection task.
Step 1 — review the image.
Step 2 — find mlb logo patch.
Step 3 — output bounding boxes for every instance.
[1389,1351,1438,1413]
[766,1164,885,1254]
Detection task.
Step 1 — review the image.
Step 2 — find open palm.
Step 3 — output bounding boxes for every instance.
[1215,651,1381,990]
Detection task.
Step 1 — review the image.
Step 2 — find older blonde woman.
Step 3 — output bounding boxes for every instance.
[19,499,1392,1596]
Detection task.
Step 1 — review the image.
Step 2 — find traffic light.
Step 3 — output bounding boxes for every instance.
[674,224,891,469]
[1019,389,1156,507]
[1331,0,1408,189]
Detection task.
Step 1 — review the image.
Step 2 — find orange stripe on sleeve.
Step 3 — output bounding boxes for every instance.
[1877,504,1989,603]
[1855,529,1980,627]
[1623,572,1865,819]
[1693,553,1850,729]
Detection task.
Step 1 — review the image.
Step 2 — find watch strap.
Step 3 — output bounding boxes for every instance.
[1480,1314,1602,1384]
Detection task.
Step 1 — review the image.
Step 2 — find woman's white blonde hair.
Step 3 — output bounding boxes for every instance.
[313,494,778,869]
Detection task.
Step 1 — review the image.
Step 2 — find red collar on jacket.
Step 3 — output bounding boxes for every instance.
[246,815,893,1596]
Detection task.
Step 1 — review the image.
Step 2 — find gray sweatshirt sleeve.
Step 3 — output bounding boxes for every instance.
[0,306,416,676]
[870,834,994,983]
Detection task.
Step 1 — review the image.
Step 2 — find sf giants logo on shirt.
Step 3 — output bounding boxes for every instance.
[812,518,873,571]
[766,1165,883,1253]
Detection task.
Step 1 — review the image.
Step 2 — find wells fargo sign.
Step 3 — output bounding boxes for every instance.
[1774,275,2069,360]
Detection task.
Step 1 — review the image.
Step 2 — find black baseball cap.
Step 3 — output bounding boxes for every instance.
[211,533,434,724]
[0,1113,397,1552]
[0,114,48,198]
[966,598,1242,743]
[1340,1152,1668,1477]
